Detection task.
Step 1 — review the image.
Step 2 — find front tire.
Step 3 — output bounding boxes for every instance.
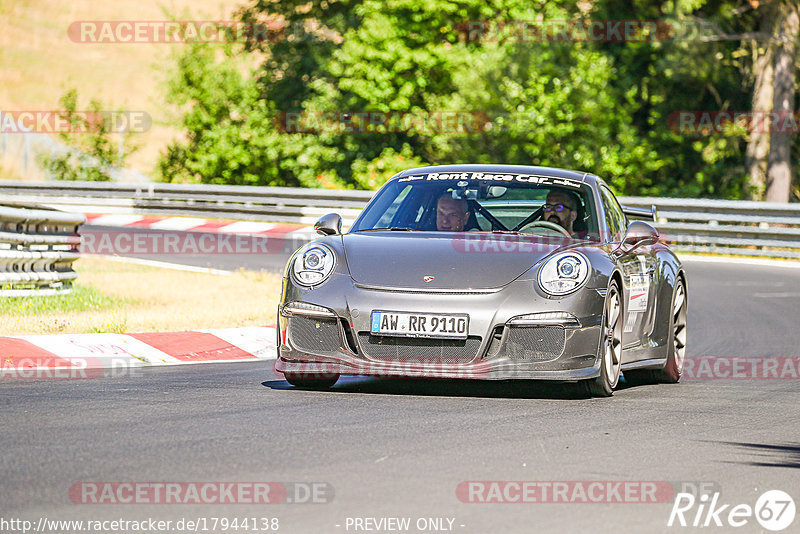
[587,279,623,397]
[284,371,340,389]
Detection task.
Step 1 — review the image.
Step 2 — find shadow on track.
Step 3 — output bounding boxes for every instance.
[714,441,800,469]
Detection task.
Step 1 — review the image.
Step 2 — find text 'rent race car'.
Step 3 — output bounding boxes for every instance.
[275,165,687,397]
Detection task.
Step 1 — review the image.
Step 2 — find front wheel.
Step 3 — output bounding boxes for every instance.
[283,371,340,389]
[587,279,623,397]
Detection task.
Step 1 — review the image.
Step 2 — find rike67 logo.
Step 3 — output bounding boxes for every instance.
[668,490,795,531]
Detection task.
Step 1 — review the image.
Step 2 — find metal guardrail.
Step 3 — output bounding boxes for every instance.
[0,181,373,226]
[0,204,84,296]
[618,196,800,259]
[0,181,799,259]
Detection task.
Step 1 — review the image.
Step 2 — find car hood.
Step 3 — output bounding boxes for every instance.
[342,231,577,290]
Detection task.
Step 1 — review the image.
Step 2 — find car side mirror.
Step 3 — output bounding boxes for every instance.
[616,221,659,255]
[314,213,342,236]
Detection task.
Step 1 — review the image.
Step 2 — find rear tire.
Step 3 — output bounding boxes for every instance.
[654,278,687,383]
[587,279,623,397]
[284,372,339,389]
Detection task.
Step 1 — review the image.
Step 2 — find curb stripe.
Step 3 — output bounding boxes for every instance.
[149,217,211,231]
[129,331,258,362]
[129,217,167,227]
[189,221,234,232]
[88,214,144,226]
[84,214,313,236]
[218,221,276,234]
[0,338,76,368]
[2,327,277,371]
[202,327,277,359]
[21,333,180,365]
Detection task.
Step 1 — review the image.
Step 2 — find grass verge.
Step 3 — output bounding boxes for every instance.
[0,256,282,335]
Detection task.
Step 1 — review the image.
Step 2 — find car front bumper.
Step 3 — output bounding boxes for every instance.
[275,273,606,381]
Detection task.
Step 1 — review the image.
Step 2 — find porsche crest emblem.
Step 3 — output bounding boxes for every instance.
[423,275,435,283]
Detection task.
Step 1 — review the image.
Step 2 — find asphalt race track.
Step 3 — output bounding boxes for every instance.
[2,252,800,533]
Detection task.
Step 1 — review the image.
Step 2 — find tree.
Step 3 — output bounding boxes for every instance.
[159,42,301,186]
[745,0,778,199]
[39,89,134,181]
[161,0,797,199]
[764,0,799,202]
[235,0,676,192]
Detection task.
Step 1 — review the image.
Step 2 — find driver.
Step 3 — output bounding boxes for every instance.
[544,189,579,235]
[436,193,470,231]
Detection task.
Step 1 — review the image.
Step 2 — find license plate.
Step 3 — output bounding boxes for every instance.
[370,311,469,340]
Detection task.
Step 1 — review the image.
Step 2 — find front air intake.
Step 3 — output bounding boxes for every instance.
[504,326,566,362]
[288,316,341,353]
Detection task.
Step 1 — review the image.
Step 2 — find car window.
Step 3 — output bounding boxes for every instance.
[375,185,411,227]
[351,173,602,240]
[600,185,626,240]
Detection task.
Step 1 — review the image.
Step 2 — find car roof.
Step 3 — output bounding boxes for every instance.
[393,164,602,188]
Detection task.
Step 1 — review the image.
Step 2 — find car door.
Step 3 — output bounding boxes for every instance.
[599,185,657,352]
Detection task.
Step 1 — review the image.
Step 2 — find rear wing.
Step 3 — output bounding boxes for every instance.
[621,204,657,222]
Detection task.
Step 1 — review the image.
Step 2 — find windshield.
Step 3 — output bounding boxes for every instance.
[351,171,600,240]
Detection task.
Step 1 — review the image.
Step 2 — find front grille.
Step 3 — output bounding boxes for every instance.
[289,316,341,353]
[505,326,566,362]
[357,333,482,364]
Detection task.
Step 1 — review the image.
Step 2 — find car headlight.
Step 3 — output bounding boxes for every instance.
[291,244,336,287]
[537,251,590,296]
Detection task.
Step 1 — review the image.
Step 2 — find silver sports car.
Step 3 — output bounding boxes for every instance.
[275,165,687,396]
